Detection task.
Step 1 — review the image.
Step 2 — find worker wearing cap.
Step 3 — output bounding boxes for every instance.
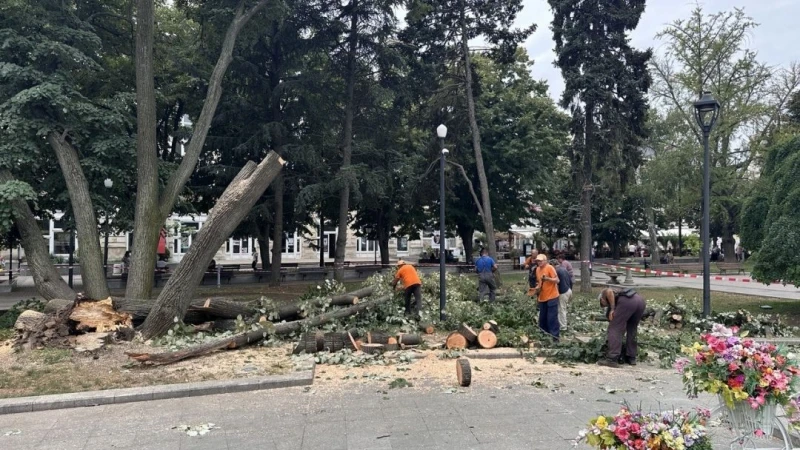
[534,254,560,341]
[391,260,422,316]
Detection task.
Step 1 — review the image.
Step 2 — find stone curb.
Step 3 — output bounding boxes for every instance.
[0,365,315,415]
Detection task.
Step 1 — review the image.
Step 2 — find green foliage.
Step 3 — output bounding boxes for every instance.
[0,298,47,330]
[0,180,36,234]
[389,377,412,389]
[741,136,800,286]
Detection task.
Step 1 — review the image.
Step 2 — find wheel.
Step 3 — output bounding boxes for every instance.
[707,404,793,449]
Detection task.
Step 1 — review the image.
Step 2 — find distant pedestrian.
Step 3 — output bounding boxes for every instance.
[252,250,259,270]
[121,251,131,273]
[597,287,646,368]
[628,243,636,258]
[392,260,422,317]
[552,259,572,331]
[735,244,743,262]
[534,254,560,342]
[475,248,498,302]
[156,255,169,273]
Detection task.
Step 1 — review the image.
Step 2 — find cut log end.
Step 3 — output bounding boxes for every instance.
[419,323,435,334]
[456,358,472,387]
[446,332,468,350]
[477,330,497,349]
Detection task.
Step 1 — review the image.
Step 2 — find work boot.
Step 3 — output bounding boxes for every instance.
[624,357,637,366]
[597,358,620,368]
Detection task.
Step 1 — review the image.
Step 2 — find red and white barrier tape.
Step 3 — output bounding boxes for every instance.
[594,262,753,283]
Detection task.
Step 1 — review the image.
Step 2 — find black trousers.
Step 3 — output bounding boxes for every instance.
[404,284,422,314]
[606,294,646,361]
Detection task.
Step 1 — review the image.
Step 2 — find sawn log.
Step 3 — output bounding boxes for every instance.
[126,296,387,365]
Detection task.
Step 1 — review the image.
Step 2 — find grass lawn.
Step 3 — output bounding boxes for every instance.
[496,271,800,324]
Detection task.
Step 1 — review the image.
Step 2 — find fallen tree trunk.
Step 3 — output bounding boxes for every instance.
[113,297,254,322]
[273,286,375,321]
[126,296,387,365]
[139,152,285,339]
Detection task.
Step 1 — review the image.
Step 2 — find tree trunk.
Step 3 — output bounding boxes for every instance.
[258,234,270,269]
[0,171,75,300]
[459,3,496,260]
[579,103,595,293]
[270,173,284,286]
[378,227,390,265]
[139,153,285,339]
[127,0,270,300]
[334,2,359,282]
[722,221,736,262]
[647,207,660,265]
[47,133,110,300]
[127,0,160,300]
[129,296,386,365]
[456,222,474,264]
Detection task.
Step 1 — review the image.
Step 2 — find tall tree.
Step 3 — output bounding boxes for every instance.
[402,0,533,259]
[549,0,652,292]
[650,7,800,261]
[127,0,271,300]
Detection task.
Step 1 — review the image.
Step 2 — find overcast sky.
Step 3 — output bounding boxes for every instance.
[516,0,800,103]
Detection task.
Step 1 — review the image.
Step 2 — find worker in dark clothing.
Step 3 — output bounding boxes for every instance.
[596,287,646,368]
[475,248,498,302]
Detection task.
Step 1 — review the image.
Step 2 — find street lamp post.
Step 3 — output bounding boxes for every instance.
[693,91,721,317]
[103,178,113,278]
[436,124,448,321]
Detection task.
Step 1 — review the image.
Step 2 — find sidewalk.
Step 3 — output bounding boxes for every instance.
[581,272,800,300]
[0,363,751,450]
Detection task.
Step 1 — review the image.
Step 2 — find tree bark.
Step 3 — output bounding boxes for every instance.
[139,153,285,339]
[579,103,595,293]
[258,233,270,269]
[128,296,386,365]
[47,133,110,300]
[334,0,359,282]
[270,174,284,286]
[647,207,660,265]
[127,0,160,300]
[722,221,736,262]
[459,2,496,259]
[456,222,474,264]
[127,0,270,300]
[0,170,75,300]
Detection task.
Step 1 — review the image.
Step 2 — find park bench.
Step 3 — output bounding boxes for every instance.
[119,271,171,287]
[354,265,384,278]
[456,265,475,274]
[254,269,288,283]
[201,268,234,285]
[297,267,328,281]
[678,263,703,274]
[717,262,746,275]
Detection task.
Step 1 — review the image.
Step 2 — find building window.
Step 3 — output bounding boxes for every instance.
[396,236,408,253]
[54,232,71,254]
[227,238,251,255]
[357,236,376,253]
[282,232,300,255]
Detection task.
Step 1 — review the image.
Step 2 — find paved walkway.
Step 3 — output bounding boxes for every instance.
[582,272,800,300]
[0,363,768,450]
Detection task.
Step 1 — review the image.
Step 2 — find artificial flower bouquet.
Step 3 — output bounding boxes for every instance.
[578,406,712,450]
[673,323,800,410]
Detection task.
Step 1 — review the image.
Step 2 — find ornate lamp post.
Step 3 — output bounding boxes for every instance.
[436,124,448,321]
[103,178,113,277]
[693,91,721,317]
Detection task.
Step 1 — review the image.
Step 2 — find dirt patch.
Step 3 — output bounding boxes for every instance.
[0,338,295,399]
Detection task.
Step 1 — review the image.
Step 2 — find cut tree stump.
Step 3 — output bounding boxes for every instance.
[456,358,472,387]
[477,330,498,349]
[323,332,345,352]
[458,323,478,344]
[70,298,133,332]
[419,323,435,334]
[367,332,390,345]
[127,296,386,365]
[446,332,468,350]
[360,343,384,355]
[397,333,421,346]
